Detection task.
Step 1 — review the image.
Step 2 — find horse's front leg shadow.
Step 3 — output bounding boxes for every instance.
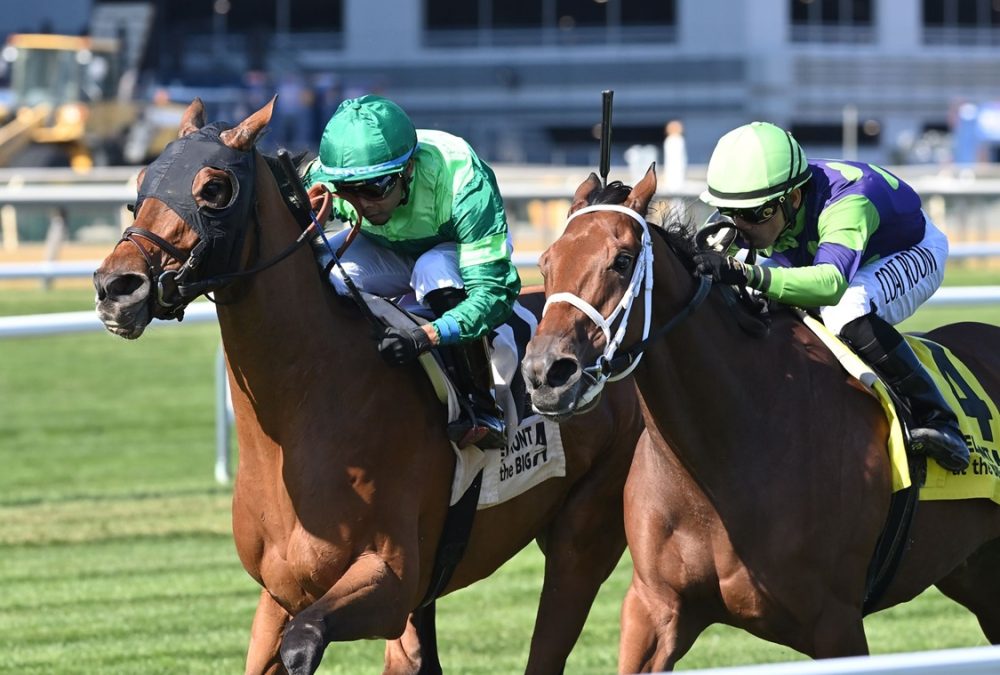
[280,553,413,675]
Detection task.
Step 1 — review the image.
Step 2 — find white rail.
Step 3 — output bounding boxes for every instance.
[0,254,544,281]
[686,645,1000,674]
[3,286,999,342]
[3,244,1000,282]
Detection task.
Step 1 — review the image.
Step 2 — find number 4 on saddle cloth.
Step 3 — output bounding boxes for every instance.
[804,314,1000,502]
[362,293,567,508]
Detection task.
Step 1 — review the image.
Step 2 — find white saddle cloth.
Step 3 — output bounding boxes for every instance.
[364,294,567,508]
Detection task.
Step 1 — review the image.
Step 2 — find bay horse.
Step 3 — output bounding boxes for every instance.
[92,99,643,675]
[522,166,1000,672]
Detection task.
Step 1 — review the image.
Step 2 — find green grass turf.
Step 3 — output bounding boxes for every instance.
[1,264,997,673]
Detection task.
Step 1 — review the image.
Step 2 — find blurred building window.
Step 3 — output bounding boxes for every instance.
[923,0,1000,45]
[162,0,342,33]
[622,0,676,26]
[790,0,874,43]
[162,1,214,32]
[556,0,606,28]
[493,4,543,28]
[424,0,675,46]
[924,0,1000,26]
[790,121,881,148]
[289,0,343,32]
[426,0,478,29]
[229,0,276,31]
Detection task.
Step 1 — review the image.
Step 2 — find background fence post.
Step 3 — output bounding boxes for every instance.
[215,343,233,484]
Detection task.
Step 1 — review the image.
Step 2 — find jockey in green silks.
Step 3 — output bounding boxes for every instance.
[694,121,968,472]
[303,95,518,450]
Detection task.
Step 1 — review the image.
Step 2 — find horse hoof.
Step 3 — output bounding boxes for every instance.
[280,619,327,675]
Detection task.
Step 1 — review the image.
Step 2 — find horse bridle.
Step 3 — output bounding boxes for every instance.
[542,203,712,409]
[116,125,317,320]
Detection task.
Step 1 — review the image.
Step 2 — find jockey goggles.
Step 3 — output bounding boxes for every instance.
[335,172,403,201]
[718,198,781,224]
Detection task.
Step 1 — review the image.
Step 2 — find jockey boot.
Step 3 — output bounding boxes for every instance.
[425,288,507,450]
[841,313,970,472]
[448,337,508,450]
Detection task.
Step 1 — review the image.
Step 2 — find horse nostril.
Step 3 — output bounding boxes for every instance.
[546,357,579,389]
[93,272,108,301]
[99,273,146,301]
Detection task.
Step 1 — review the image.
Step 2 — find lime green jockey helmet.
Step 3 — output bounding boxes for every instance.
[307,95,418,187]
[700,122,810,209]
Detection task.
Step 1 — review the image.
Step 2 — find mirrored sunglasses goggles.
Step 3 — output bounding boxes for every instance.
[718,198,781,224]
[335,172,403,200]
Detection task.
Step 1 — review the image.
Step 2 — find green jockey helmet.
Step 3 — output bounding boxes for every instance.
[309,95,418,186]
[700,121,810,209]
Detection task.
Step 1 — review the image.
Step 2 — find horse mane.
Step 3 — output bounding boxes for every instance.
[580,177,772,337]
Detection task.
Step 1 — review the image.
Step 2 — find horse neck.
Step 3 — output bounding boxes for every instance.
[632,234,775,463]
[210,162,454,511]
[213,159,378,413]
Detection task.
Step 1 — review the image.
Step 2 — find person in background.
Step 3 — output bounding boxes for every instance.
[662,119,687,194]
[303,95,518,450]
[694,121,969,472]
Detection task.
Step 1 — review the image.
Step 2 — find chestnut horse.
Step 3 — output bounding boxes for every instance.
[92,99,643,675]
[523,167,1000,672]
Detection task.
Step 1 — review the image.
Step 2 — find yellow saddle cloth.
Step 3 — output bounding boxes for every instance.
[802,314,1000,503]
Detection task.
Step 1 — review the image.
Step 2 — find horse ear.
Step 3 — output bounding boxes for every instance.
[178,98,206,138]
[220,95,277,152]
[625,163,657,216]
[569,172,602,215]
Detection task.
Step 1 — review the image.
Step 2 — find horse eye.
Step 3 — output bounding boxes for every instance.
[611,252,633,274]
[202,181,222,200]
[199,178,234,209]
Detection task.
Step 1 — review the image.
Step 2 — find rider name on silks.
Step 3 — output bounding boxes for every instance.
[874,246,938,305]
[498,420,550,483]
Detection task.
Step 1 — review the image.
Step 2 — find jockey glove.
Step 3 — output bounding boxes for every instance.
[693,250,771,291]
[377,325,434,366]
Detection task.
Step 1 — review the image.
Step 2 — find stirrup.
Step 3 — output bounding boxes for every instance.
[448,413,507,450]
[909,425,970,472]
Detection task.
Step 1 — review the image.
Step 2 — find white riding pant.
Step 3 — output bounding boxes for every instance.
[313,229,465,316]
[772,214,948,335]
[311,227,524,412]
[823,215,948,334]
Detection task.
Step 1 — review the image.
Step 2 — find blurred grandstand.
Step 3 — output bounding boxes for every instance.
[0,0,997,170]
[0,0,999,262]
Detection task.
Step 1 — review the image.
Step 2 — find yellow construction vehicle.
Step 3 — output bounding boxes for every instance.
[0,33,144,170]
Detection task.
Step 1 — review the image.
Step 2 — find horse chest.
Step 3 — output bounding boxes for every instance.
[251,528,351,612]
[233,492,354,611]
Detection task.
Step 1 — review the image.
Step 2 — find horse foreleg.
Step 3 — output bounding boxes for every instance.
[618,579,702,673]
[246,588,292,675]
[280,553,414,675]
[383,603,443,675]
[935,537,1000,643]
[807,603,868,658]
[525,494,628,674]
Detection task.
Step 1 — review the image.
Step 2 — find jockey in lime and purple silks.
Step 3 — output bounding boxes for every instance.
[303,95,518,450]
[694,121,969,472]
